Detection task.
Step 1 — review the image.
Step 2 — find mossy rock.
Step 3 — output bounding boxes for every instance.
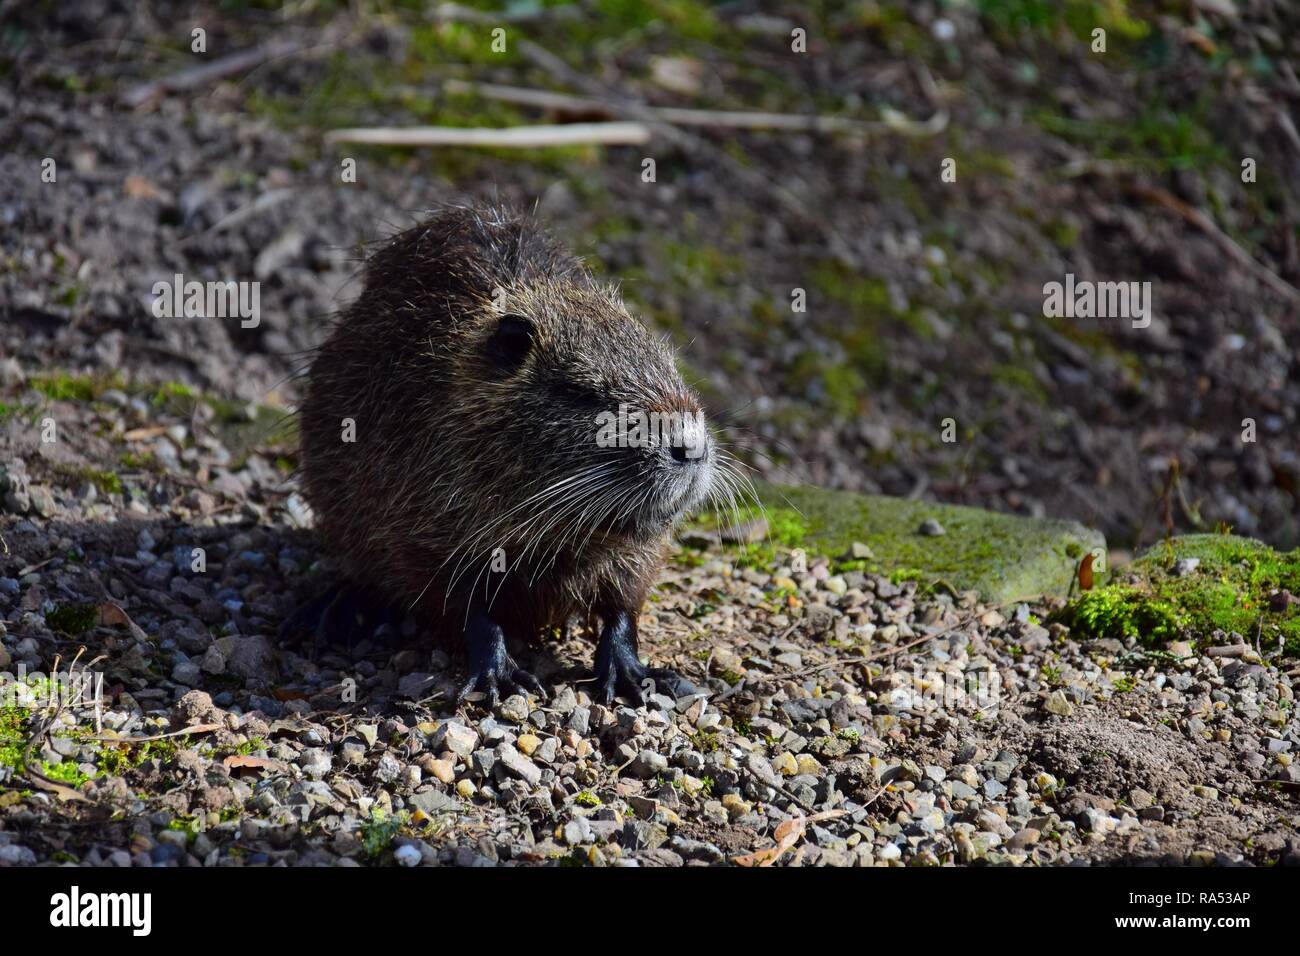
[695,480,1104,603]
[1062,534,1300,654]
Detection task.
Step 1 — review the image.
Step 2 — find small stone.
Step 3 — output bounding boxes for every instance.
[1173,558,1200,576]
[917,518,946,536]
[434,722,479,758]
[850,542,875,559]
[226,635,276,680]
[494,743,542,787]
[563,819,592,846]
[1007,828,1040,851]
[567,707,591,735]
[498,695,530,723]
[410,789,459,816]
[627,750,669,779]
[516,733,542,756]
[772,752,798,776]
[1044,690,1074,716]
[721,793,751,818]
[695,711,722,731]
[745,753,782,789]
[300,749,332,779]
[393,844,422,867]
[397,672,436,699]
[795,754,822,776]
[373,752,403,783]
[427,759,455,784]
[1080,808,1118,835]
[170,660,201,687]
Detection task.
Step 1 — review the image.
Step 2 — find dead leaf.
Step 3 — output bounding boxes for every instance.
[123,425,169,442]
[731,808,848,867]
[271,688,310,702]
[1078,553,1095,591]
[27,772,90,803]
[1181,27,1217,55]
[124,174,163,199]
[97,602,148,641]
[223,754,288,773]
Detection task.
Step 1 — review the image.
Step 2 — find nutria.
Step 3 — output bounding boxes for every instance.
[289,202,734,705]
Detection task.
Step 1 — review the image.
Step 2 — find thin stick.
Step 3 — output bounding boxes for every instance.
[324,121,652,148]
[430,1,580,23]
[442,79,930,135]
[85,722,224,744]
[121,38,304,108]
[1130,184,1300,305]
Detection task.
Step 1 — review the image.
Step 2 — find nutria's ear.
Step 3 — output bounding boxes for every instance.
[484,313,535,373]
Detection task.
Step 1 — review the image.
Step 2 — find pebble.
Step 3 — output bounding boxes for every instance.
[393,844,422,867]
[1044,691,1074,716]
[494,743,541,787]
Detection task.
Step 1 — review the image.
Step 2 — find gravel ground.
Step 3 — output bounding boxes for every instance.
[1,370,1298,867]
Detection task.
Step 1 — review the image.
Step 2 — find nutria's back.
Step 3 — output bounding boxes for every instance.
[298,203,716,640]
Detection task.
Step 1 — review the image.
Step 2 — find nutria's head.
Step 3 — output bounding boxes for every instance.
[454,270,717,549]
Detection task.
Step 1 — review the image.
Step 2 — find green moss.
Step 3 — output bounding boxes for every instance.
[150,381,198,406]
[45,603,99,635]
[690,481,1104,602]
[360,808,407,859]
[1063,534,1300,654]
[40,760,91,787]
[0,707,31,770]
[1034,99,1229,174]
[0,401,39,424]
[692,732,721,754]
[574,790,602,808]
[978,0,1150,45]
[166,814,203,841]
[991,364,1050,404]
[30,372,117,402]
[119,450,161,472]
[50,463,124,495]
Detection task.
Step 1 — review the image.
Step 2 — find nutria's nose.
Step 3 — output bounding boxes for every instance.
[666,412,710,465]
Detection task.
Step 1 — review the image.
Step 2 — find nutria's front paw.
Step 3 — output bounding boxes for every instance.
[458,608,546,707]
[457,660,546,708]
[594,655,697,707]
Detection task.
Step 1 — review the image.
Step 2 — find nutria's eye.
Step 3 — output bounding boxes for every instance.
[484,314,534,373]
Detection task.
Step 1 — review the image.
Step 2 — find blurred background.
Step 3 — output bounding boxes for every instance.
[1,0,1297,555]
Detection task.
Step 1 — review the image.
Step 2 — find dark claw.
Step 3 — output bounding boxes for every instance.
[646,667,698,700]
[512,668,548,699]
[593,607,695,706]
[595,657,696,707]
[457,607,545,708]
[456,663,546,708]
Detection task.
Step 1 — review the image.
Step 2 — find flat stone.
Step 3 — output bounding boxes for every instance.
[494,743,541,787]
[707,481,1105,602]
